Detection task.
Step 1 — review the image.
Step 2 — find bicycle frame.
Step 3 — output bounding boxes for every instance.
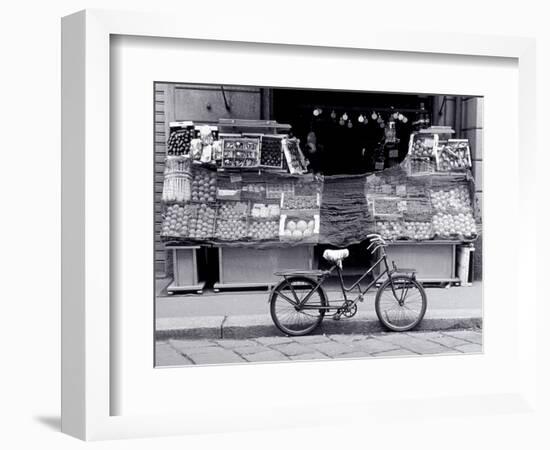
[282,252,396,312]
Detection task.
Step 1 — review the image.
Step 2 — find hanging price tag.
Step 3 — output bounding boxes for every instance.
[389,149,399,158]
[375,161,385,170]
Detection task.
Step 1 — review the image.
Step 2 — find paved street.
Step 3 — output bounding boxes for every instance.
[155,328,482,366]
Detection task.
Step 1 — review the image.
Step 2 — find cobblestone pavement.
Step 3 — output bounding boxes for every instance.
[155,329,482,366]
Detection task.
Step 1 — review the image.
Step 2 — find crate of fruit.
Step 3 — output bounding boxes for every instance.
[280,192,320,211]
[429,184,473,215]
[189,203,217,240]
[221,137,260,168]
[435,139,472,171]
[401,221,434,240]
[241,182,267,201]
[282,137,308,174]
[259,135,285,169]
[217,201,249,220]
[160,203,198,239]
[249,203,280,220]
[431,212,478,240]
[214,217,249,241]
[167,121,195,156]
[248,219,280,241]
[190,167,218,203]
[266,180,295,200]
[279,214,319,243]
[375,220,404,242]
[376,220,434,241]
[408,133,439,159]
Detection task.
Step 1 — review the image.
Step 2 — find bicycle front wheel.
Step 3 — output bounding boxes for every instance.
[375,276,427,332]
[270,276,327,336]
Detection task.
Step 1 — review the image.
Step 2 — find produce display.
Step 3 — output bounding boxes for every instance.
[217,202,248,220]
[164,156,192,175]
[190,204,216,239]
[408,158,435,176]
[429,185,472,214]
[266,181,294,199]
[432,212,477,238]
[250,203,280,219]
[241,183,266,200]
[376,221,404,241]
[191,169,217,203]
[221,137,260,168]
[376,220,433,241]
[215,219,248,241]
[409,133,438,158]
[280,216,318,241]
[403,221,433,240]
[188,125,220,163]
[248,220,279,240]
[161,204,195,237]
[260,135,284,168]
[436,139,471,171]
[167,123,194,156]
[162,173,192,203]
[160,120,480,249]
[406,133,438,176]
[282,194,318,210]
[282,138,308,174]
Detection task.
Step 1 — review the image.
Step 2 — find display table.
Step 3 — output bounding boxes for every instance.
[214,245,314,291]
[378,240,464,286]
[166,246,205,294]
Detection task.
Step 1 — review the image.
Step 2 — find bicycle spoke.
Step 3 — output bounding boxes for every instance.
[276,290,298,306]
[273,283,324,333]
[376,277,425,330]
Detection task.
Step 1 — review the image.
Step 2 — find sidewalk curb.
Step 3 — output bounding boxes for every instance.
[156,311,482,340]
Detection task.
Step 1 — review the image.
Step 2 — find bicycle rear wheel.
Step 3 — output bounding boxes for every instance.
[270,276,327,336]
[375,276,427,332]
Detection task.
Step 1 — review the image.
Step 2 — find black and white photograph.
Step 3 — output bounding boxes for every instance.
[154,83,483,366]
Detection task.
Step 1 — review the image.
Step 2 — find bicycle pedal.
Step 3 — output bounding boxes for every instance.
[332,314,342,321]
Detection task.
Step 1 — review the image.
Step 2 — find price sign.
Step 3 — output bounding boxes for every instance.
[375,161,385,170]
[230,174,242,183]
[389,149,399,158]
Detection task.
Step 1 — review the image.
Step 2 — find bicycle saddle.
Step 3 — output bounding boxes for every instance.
[323,249,349,268]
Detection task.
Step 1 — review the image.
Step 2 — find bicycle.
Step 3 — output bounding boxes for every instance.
[269,234,427,336]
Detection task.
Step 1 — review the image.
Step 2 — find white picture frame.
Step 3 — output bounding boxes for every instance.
[61,9,538,441]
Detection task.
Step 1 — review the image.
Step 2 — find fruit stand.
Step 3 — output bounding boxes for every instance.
[159,120,479,292]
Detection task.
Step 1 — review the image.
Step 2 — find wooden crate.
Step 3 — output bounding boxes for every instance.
[214,245,314,291]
